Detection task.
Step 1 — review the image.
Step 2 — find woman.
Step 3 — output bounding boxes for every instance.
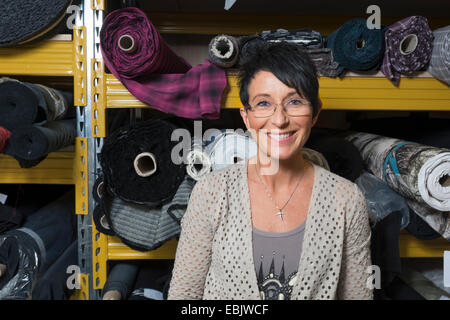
[168,42,372,300]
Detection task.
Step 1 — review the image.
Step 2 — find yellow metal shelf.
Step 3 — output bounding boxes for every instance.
[399,230,450,258]
[107,237,178,260]
[0,152,76,185]
[0,40,73,77]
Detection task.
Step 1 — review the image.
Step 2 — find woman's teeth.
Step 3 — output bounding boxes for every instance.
[267,132,293,140]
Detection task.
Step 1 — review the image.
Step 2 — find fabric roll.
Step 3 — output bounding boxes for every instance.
[345,131,450,211]
[345,131,450,239]
[381,16,434,85]
[102,263,139,300]
[0,126,11,153]
[128,260,174,300]
[427,26,450,85]
[31,240,78,300]
[325,18,386,75]
[406,207,441,240]
[104,175,195,251]
[5,119,77,167]
[0,0,72,47]
[356,172,410,229]
[100,120,186,206]
[305,130,364,181]
[92,176,105,203]
[307,48,341,77]
[100,7,226,120]
[208,34,240,68]
[261,28,325,49]
[93,203,115,236]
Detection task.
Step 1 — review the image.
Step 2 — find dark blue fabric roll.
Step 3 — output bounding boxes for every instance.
[326,18,386,75]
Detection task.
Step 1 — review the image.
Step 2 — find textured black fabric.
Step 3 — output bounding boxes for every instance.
[31,240,78,300]
[383,276,426,300]
[406,208,441,240]
[128,260,174,300]
[100,119,186,206]
[93,203,115,236]
[103,263,139,299]
[0,0,72,47]
[305,128,364,182]
[0,237,20,288]
[5,119,77,167]
[0,81,45,131]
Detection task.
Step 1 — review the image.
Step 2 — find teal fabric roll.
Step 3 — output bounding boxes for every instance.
[326,18,386,75]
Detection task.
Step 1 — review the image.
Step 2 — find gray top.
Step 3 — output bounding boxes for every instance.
[252,221,306,300]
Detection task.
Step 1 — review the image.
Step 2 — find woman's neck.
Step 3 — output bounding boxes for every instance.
[253,151,310,191]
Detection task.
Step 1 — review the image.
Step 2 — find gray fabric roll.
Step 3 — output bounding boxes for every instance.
[427,25,450,85]
[108,175,195,251]
[307,48,340,77]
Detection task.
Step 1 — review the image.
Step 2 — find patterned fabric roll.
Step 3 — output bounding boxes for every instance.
[345,131,450,240]
[381,16,434,85]
[100,7,226,120]
[427,26,450,85]
[307,48,340,77]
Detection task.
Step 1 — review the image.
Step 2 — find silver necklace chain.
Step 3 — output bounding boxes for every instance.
[254,163,307,221]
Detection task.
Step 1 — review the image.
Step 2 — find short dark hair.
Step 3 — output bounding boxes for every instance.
[238,41,320,118]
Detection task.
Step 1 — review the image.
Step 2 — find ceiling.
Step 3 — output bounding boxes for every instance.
[135,0,450,18]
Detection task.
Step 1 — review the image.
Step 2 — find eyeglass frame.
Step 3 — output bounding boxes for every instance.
[245,97,313,118]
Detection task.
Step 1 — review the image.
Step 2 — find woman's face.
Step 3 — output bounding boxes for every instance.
[240,70,320,162]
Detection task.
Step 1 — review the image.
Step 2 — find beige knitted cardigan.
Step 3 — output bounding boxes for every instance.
[168,161,373,300]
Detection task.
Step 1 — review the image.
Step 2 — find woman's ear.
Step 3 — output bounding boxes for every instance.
[312,98,322,126]
[240,107,251,130]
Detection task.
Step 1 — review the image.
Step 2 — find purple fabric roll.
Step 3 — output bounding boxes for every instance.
[381,16,434,85]
[100,7,226,120]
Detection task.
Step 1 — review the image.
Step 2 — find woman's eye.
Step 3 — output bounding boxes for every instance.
[288,99,304,105]
[256,100,271,107]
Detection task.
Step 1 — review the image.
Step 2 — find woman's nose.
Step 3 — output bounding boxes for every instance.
[270,104,289,127]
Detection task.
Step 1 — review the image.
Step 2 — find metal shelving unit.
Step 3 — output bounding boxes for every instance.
[78,1,450,299]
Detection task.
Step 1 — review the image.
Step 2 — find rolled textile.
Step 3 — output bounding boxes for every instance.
[0,78,75,131]
[0,0,72,47]
[406,199,450,240]
[100,7,226,120]
[102,263,139,300]
[427,26,450,85]
[31,241,78,300]
[0,191,76,299]
[307,48,341,77]
[325,18,386,75]
[381,16,434,85]
[261,28,325,49]
[355,172,410,229]
[93,203,115,236]
[100,120,186,206]
[0,126,11,153]
[344,131,450,211]
[103,175,195,252]
[208,34,240,68]
[6,119,77,165]
[305,130,364,182]
[406,207,441,240]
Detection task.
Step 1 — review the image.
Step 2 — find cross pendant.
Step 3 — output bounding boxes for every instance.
[275,210,285,220]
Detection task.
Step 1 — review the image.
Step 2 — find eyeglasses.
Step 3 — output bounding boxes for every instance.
[247,97,312,118]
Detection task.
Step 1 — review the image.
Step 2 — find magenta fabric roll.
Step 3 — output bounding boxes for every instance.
[100,7,226,119]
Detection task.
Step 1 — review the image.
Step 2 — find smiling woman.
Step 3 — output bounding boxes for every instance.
[168,42,373,300]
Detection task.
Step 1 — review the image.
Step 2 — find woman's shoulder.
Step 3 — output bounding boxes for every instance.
[195,162,246,189]
[314,164,363,202]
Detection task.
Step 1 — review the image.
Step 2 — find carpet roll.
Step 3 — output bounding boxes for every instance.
[100,120,186,206]
[0,0,72,47]
[427,25,450,85]
[102,263,139,300]
[381,16,434,85]
[105,175,195,252]
[261,28,324,49]
[326,18,385,75]
[100,7,226,120]
[93,203,115,236]
[0,78,75,131]
[6,119,77,162]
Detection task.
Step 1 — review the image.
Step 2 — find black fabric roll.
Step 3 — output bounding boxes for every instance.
[92,176,105,203]
[305,128,364,182]
[103,263,139,300]
[31,240,78,300]
[93,203,115,236]
[0,237,20,289]
[6,119,77,164]
[0,0,73,47]
[208,34,240,68]
[100,119,186,206]
[128,260,174,300]
[0,79,75,131]
[406,208,441,240]
[0,80,46,131]
[260,28,325,49]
